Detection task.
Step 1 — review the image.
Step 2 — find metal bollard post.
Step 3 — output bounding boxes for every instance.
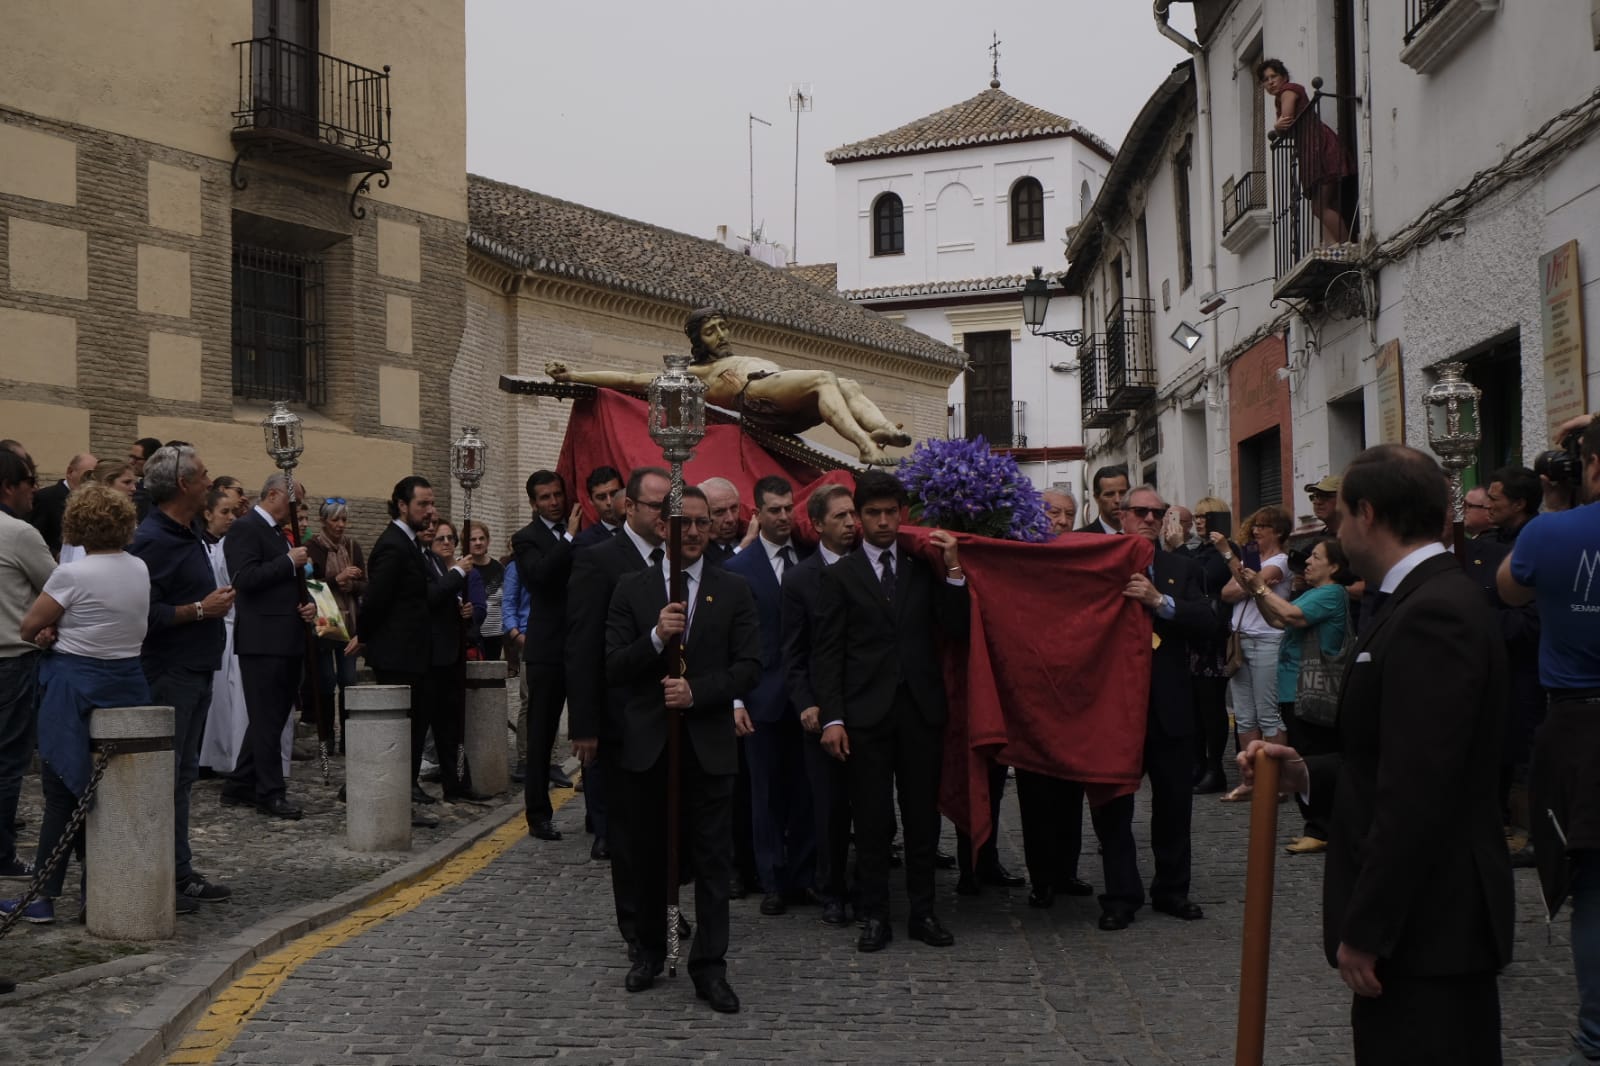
[344,685,412,852]
[87,706,175,940]
[462,660,509,796]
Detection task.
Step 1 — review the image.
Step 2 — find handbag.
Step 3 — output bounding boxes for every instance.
[1223,627,1244,678]
[1295,589,1353,728]
[306,579,350,643]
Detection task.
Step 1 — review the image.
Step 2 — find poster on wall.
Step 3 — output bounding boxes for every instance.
[1540,240,1589,445]
[1375,340,1405,444]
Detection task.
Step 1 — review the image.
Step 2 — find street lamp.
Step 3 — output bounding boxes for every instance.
[645,347,707,979]
[260,401,329,782]
[1021,266,1084,346]
[1423,360,1482,554]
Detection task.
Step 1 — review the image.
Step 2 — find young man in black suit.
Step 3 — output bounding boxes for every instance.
[511,470,580,840]
[1091,486,1216,931]
[1080,465,1129,535]
[781,483,859,926]
[815,471,968,952]
[566,466,670,955]
[221,473,316,819]
[605,486,761,1012]
[572,466,625,551]
[1242,444,1513,1065]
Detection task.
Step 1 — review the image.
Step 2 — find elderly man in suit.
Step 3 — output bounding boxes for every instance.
[28,452,94,558]
[219,473,316,819]
[606,485,761,1012]
[816,471,968,952]
[1243,444,1513,1065]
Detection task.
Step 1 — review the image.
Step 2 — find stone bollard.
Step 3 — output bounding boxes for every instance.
[87,705,176,941]
[462,659,509,796]
[345,685,412,852]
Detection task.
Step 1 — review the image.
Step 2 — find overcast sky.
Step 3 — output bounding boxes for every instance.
[465,0,1196,265]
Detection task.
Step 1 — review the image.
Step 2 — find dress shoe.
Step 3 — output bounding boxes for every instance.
[1027,886,1055,909]
[694,975,741,1014]
[978,863,1026,888]
[0,976,14,994]
[857,917,893,952]
[412,784,439,805]
[728,876,747,900]
[934,849,956,870]
[1098,908,1135,931]
[1284,835,1327,855]
[624,958,661,993]
[821,899,849,926]
[590,838,610,861]
[528,820,561,841]
[261,797,302,820]
[1056,877,1095,897]
[1153,896,1204,921]
[1193,766,1227,795]
[411,809,439,829]
[548,764,573,789]
[955,873,980,897]
[760,893,787,916]
[510,760,527,784]
[907,914,955,947]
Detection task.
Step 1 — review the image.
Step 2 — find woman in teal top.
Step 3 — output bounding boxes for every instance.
[1240,538,1352,854]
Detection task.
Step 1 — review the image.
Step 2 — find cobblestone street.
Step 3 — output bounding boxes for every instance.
[151,774,1582,1066]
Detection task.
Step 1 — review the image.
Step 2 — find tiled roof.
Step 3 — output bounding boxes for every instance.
[825,87,1114,164]
[784,262,838,291]
[467,176,963,369]
[842,272,1051,303]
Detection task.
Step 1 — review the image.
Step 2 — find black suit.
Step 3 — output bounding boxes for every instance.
[511,516,575,825]
[605,560,761,977]
[566,527,655,945]
[359,520,440,784]
[814,544,968,923]
[1091,548,1215,915]
[27,480,68,557]
[421,551,471,795]
[781,550,853,904]
[1310,552,1512,1064]
[573,521,620,552]
[223,508,305,804]
[703,541,738,568]
[1079,517,1120,536]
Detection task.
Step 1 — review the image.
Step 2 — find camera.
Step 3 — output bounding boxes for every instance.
[1286,547,1310,574]
[1534,426,1585,488]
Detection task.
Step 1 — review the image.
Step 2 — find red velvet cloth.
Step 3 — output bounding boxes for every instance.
[555,390,1156,852]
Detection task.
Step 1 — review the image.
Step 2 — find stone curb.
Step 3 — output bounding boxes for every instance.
[0,952,169,1006]
[75,788,536,1066]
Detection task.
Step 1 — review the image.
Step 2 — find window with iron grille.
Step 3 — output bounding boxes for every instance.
[1174,141,1194,292]
[1010,177,1044,243]
[872,193,904,256]
[232,243,325,405]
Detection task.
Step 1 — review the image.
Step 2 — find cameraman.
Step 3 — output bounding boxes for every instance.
[1497,415,1600,1065]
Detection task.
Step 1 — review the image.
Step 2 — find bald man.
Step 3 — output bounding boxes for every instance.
[28,452,95,558]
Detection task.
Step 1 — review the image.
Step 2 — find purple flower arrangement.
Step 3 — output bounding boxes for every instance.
[896,436,1054,543]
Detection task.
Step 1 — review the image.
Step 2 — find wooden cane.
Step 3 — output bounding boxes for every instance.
[1235,749,1282,1066]
[664,511,685,978]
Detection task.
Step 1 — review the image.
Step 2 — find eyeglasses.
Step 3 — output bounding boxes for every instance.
[1126,506,1168,520]
[325,497,347,505]
[632,498,666,511]
[434,533,457,543]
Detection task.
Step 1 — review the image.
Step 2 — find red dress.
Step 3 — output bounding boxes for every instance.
[1283,81,1352,194]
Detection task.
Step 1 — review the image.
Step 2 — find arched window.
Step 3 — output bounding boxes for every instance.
[1080,180,1093,221]
[1010,177,1044,243]
[871,192,904,256]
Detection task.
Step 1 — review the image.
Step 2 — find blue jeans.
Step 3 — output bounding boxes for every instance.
[1572,850,1600,1059]
[146,666,213,881]
[0,653,39,865]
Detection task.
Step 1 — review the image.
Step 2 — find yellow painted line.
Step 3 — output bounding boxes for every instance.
[164,788,576,1065]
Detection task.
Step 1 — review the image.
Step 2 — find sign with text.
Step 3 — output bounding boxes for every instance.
[1375,340,1405,444]
[1540,240,1589,445]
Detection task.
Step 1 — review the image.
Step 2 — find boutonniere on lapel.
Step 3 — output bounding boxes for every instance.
[705,595,714,603]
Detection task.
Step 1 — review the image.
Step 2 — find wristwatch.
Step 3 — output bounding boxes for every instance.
[193,601,205,621]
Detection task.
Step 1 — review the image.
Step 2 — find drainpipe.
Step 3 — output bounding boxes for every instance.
[1355,0,1376,252]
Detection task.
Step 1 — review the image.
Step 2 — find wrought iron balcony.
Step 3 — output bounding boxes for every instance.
[231,36,392,192]
[1401,0,1499,74]
[1079,335,1120,430]
[1269,81,1359,300]
[949,401,1028,449]
[1104,299,1157,410]
[1221,171,1269,252]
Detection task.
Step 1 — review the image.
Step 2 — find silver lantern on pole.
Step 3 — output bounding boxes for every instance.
[1423,361,1482,552]
[449,426,487,787]
[645,348,707,979]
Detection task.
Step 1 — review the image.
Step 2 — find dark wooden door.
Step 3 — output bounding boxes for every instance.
[964,330,1014,447]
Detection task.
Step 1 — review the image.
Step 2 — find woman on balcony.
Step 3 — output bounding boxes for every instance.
[1258,58,1353,246]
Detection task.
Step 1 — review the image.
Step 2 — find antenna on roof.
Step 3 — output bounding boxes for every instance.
[989,31,1002,89]
[788,84,813,265]
[748,113,772,244]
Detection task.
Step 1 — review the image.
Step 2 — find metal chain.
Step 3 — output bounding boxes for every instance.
[0,744,115,941]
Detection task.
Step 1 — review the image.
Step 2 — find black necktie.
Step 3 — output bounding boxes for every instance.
[649,546,665,568]
[879,550,895,604]
[1359,590,1390,636]
[777,544,794,580]
[609,524,622,537]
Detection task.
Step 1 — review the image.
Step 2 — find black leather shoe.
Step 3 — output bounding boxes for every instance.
[978,863,1026,888]
[510,761,526,784]
[1056,877,1095,897]
[590,838,610,861]
[694,975,741,1013]
[821,900,848,926]
[412,785,439,805]
[1153,896,1204,921]
[261,797,302,821]
[1193,767,1227,795]
[728,876,747,900]
[528,821,562,841]
[760,893,787,916]
[907,914,955,947]
[955,873,980,897]
[548,764,573,789]
[624,959,661,993]
[934,849,956,870]
[1027,886,1055,909]
[857,917,893,952]
[1098,908,1135,931]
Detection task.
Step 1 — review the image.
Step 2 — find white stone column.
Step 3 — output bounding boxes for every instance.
[462,660,509,796]
[86,705,175,941]
[345,685,412,852]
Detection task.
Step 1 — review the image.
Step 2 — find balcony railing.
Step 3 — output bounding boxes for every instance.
[1222,171,1266,234]
[949,401,1028,449]
[1105,299,1157,410]
[232,36,391,175]
[1403,0,1452,44]
[1079,335,1120,430]
[1269,81,1358,299]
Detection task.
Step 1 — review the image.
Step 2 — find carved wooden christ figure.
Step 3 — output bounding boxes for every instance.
[545,308,912,465]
